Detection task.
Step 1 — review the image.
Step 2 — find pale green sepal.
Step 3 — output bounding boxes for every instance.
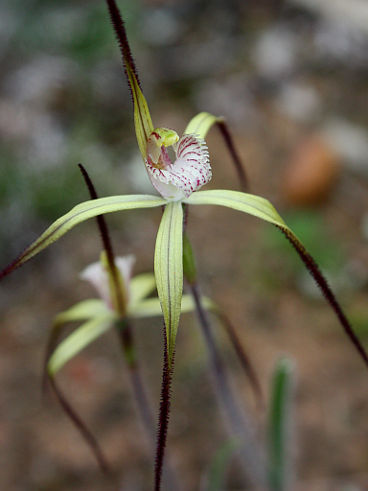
[13,194,165,270]
[184,190,290,230]
[129,273,156,306]
[129,70,154,159]
[130,294,215,319]
[154,201,183,365]
[54,299,108,325]
[184,112,223,139]
[48,314,115,375]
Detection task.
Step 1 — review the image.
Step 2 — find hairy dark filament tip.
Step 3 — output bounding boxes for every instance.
[154,328,174,491]
[105,0,141,89]
[278,225,368,370]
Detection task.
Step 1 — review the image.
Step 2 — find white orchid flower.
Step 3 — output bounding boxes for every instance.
[46,254,214,376]
[80,253,135,310]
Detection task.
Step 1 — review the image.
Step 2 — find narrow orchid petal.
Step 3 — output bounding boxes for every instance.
[105,0,154,159]
[146,134,211,200]
[154,202,183,365]
[0,195,165,279]
[130,294,215,318]
[129,273,157,306]
[48,315,115,376]
[184,111,223,139]
[184,189,287,228]
[185,189,368,371]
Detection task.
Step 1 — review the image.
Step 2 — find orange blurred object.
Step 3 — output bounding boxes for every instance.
[283,135,340,205]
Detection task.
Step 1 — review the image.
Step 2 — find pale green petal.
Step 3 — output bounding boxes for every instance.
[54,299,108,325]
[154,201,183,365]
[130,294,215,318]
[184,112,223,140]
[129,273,156,306]
[7,194,165,273]
[184,190,289,230]
[48,314,115,375]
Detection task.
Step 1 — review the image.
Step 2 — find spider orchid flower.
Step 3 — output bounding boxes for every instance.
[2,0,367,376]
[46,252,213,377]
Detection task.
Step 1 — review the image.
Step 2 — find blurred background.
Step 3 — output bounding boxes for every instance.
[1,0,368,489]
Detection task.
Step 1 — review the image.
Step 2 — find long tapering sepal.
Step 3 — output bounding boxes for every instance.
[105,0,154,159]
[0,195,165,279]
[154,202,183,366]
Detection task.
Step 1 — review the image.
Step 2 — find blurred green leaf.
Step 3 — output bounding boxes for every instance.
[205,439,239,491]
[268,357,295,491]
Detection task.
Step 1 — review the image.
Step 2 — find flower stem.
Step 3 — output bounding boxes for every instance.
[190,282,266,488]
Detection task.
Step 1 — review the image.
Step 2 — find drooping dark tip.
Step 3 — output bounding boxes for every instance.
[0,257,20,280]
[154,326,174,491]
[48,376,111,474]
[277,225,368,371]
[216,120,248,192]
[104,0,141,89]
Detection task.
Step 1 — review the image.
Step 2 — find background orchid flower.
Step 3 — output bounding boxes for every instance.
[46,253,214,377]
